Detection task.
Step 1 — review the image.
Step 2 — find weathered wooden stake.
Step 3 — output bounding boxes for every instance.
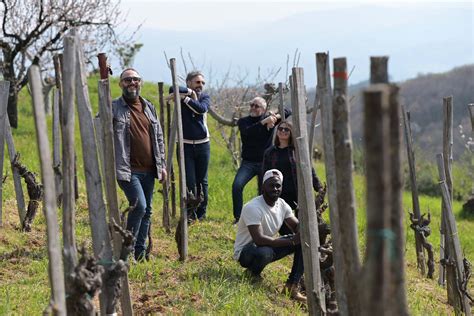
[469,103,474,134]
[28,64,67,316]
[331,58,361,314]
[5,118,26,223]
[437,154,472,316]
[442,96,458,305]
[308,87,319,154]
[291,67,326,315]
[61,36,78,285]
[362,84,391,315]
[75,37,113,315]
[370,57,389,84]
[278,82,285,123]
[0,81,9,226]
[401,107,427,275]
[165,98,177,219]
[316,52,347,315]
[158,82,170,232]
[53,55,63,204]
[370,56,408,315]
[97,53,134,316]
[169,58,188,261]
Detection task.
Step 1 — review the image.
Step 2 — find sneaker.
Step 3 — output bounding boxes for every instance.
[282,282,307,303]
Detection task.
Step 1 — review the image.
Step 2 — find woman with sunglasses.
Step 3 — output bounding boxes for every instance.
[262,120,322,235]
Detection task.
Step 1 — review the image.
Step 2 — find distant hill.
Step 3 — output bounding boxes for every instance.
[309,64,474,160]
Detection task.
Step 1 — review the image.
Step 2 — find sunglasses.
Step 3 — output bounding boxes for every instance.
[277,127,291,133]
[250,103,261,108]
[121,76,142,84]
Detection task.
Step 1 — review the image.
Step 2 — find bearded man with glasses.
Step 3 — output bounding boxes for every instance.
[231,97,290,224]
[112,68,167,261]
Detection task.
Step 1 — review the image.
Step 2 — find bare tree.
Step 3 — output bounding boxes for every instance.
[0,0,133,127]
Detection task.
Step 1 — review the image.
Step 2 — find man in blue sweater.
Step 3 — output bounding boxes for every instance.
[232,97,289,224]
[177,71,211,222]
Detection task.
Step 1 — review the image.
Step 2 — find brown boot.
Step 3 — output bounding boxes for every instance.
[282,282,307,303]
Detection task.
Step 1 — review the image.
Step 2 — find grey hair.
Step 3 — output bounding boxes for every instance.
[186,71,204,82]
[120,68,141,79]
[250,96,267,110]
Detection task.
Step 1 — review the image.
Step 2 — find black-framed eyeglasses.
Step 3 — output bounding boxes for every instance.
[277,127,290,133]
[122,76,142,84]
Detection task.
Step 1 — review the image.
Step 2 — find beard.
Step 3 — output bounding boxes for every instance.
[122,86,140,100]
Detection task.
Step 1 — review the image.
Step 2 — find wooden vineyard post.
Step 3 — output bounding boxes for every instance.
[97,53,134,316]
[5,117,26,223]
[370,56,408,315]
[402,107,427,276]
[75,37,114,314]
[290,67,326,315]
[469,104,474,134]
[61,36,78,284]
[442,96,459,306]
[169,58,188,261]
[469,103,474,198]
[316,52,347,315]
[362,84,391,315]
[308,81,320,154]
[0,81,9,226]
[158,82,170,232]
[53,55,63,204]
[165,93,177,219]
[437,154,472,316]
[28,64,67,316]
[278,82,285,123]
[331,58,361,314]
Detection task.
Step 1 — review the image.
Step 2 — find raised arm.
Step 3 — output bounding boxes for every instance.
[183,93,210,114]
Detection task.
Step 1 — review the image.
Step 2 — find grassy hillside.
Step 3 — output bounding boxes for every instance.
[0,76,472,315]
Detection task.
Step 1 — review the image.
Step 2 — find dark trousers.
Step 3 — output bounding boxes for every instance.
[238,238,304,284]
[183,142,210,219]
[118,171,155,260]
[231,160,263,220]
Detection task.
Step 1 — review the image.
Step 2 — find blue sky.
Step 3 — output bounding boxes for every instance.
[119,1,473,87]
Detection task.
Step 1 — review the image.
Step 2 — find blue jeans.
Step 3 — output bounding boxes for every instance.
[232,160,263,220]
[238,238,304,284]
[183,142,210,219]
[118,171,155,260]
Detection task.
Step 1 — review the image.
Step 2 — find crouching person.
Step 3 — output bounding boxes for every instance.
[233,169,306,302]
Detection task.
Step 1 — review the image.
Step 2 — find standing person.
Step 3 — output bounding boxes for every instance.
[232,97,289,224]
[113,68,167,261]
[169,71,211,222]
[262,120,322,235]
[233,169,306,302]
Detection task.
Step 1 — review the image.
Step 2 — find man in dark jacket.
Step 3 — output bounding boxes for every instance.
[169,71,211,222]
[232,97,289,223]
[113,68,167,261]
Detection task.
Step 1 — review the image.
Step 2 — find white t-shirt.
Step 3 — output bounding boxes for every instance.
[233,195,295,260]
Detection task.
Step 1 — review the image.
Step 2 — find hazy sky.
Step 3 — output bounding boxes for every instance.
[118,0,473,86]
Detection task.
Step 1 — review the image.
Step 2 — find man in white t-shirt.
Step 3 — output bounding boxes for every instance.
[233,169,306,302]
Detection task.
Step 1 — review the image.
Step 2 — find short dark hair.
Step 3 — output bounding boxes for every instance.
[120,68,140,79]
[186,71,204,82]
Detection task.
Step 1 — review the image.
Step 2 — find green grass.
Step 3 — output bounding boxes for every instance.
[0,75,472,314]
